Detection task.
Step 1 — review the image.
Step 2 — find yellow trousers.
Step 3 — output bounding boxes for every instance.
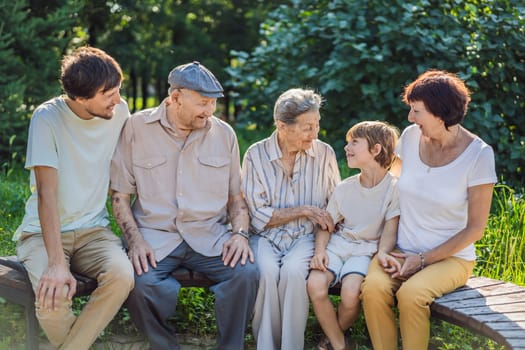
[361,253,474,350]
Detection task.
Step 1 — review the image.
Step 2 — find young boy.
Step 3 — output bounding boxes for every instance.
[307,121,400,350]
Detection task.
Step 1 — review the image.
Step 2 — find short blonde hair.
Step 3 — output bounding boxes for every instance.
[346,121,399,169]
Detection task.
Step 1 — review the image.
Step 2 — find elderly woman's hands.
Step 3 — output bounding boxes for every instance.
[303,206,334,232]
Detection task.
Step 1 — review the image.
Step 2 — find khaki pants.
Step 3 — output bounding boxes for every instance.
[17,226,134,350]
[361,253,474,350]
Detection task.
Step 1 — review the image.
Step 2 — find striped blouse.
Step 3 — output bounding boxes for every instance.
[242,130,341,249]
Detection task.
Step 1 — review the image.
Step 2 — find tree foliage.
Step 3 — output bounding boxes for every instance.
[229,0,525,188]
[96,0,286,114]
[0,0,81,171]
[1,0,284,168]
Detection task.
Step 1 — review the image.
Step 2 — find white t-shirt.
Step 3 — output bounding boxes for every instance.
[14,96,129,240]
[396,124,497,261]
[327,172,400,256]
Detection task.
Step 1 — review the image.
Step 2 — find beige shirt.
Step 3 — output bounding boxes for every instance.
[110,102,242,260]
[242,131,340,251]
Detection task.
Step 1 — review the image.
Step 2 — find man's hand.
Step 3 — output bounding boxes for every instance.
[310,250,329,272]
[127,237,157,276]
[304,206,334,232]
[36,264,77,311]
[222,234,254,268]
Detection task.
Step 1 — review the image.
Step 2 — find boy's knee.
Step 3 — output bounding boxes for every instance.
[306,274,328,299]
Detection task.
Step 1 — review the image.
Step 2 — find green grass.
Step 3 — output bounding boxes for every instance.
[0,167,29,256]
[0,169,522,349]
[475,184,525,284]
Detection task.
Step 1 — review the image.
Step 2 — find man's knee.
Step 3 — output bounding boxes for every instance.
[100,258,135,291]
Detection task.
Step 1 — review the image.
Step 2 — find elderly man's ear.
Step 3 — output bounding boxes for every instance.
[166,89,181,107]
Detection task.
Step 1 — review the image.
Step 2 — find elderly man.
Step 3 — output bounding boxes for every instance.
[110,61,259,350]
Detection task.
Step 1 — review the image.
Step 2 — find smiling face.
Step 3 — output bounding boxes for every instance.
[76,85,121,120]
[171,88,217,130]
[277,110,320,152]
[407,100,445,137]
[344,137,377,169]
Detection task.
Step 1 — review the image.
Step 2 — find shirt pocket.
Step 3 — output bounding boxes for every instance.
[133,156,168,198]
[197,155,231,195]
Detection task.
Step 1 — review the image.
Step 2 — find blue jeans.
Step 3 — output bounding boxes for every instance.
[126,241,259,350]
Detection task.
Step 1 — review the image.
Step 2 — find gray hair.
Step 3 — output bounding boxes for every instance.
[273,88,323,124]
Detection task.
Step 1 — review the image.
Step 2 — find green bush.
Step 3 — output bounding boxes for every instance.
[228,0,525,188]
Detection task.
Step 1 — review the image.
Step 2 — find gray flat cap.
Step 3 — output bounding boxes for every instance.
[168,61,224,98]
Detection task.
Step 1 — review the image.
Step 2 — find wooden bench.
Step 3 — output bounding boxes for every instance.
[0,255,215,350]
[2,256,525,350]
[430,277,525,349]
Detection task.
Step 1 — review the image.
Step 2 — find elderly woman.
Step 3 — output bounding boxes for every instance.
[242,88,340,350]
[361,70,497,350]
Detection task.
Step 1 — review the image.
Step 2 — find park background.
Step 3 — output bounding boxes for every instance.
[0,0,523,349]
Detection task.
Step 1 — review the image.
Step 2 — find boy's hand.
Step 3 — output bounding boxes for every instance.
[310,251,329,272]
[377,250,401,276]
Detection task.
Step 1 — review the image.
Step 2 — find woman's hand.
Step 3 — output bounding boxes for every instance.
[304,206,334,232]
[390,251,422,278]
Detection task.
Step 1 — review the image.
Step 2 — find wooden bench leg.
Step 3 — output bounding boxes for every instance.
[25,302,39,350]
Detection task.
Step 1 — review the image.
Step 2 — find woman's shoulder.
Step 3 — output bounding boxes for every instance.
[463,129,495,157]
[245,133,274,153]
[401,124,420,138]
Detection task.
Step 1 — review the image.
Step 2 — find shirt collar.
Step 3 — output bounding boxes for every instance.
[142,99,212,135]
[143,100,166,124]
[268,130,316,161]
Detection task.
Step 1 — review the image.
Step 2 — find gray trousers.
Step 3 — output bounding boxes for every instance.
[252,234,314,350]
[126,241,259,350]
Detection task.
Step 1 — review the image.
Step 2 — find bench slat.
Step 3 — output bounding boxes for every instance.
[431,276,525,350]
[436,286,525,302]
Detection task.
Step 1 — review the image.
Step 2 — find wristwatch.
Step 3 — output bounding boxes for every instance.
[235,229,250,240]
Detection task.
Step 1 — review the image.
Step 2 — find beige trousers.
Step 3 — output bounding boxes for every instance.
[361,253,474,350]
[17,226,134,350]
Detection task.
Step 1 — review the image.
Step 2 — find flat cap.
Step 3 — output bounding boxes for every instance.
[168,61,224,98]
